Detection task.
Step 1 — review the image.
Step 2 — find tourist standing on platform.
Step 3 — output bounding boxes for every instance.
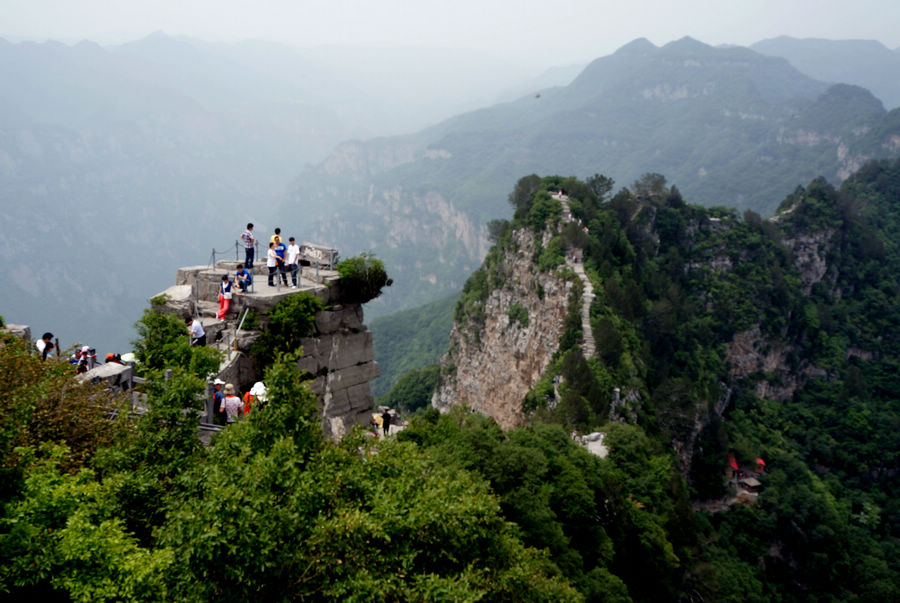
[382,408,392,436]
[241,223,255,270]
[273,236,288,286]
[267,242,278,286]
[35,332,54,360]
[287,237,300,288]
[217,275,233,320]
[212,379,226,425]
[270,227,282,244]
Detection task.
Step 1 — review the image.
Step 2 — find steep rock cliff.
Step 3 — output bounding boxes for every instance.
[433,227,571,428]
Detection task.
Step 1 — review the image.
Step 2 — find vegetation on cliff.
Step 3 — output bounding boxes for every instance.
[250,291,324,368]
[386,162,900,599]
[5,160,900,600]
[337,252,394,305]
[132,297,222,380]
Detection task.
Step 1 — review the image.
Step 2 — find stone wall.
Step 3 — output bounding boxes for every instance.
[297,304,379,439]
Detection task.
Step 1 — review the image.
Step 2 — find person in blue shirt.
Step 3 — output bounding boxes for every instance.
[273,236,288,286]
[235,263,252,292]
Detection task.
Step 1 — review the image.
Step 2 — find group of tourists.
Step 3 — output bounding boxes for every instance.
[240,223,304,289]
[213,224,305,321]
[33,331,126,373]
[211,378,267,426]
[265,227,303,289]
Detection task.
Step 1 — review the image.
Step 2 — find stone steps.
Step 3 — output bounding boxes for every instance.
[554,192,596,360]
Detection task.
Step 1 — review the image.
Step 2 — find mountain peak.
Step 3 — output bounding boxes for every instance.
[614,37,657,55]
[662,36,712,53]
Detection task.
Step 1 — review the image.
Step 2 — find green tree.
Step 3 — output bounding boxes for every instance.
[508,174,542,216]
[251,292,323,368]
[0,332,117,489]
[586,173,615,201]
[132,308,221,379]
[632,172,669,202]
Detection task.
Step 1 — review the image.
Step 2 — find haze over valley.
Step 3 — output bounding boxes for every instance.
[4,23,900,354]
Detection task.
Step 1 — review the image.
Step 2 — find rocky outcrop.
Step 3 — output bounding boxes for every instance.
[724,324,826,401]
[780,228,836,294]
[3,323,31,341]
[156,260,379,439]
[432,228,571,428]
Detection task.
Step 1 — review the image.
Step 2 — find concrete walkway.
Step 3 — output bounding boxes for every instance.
[553,192,596,359]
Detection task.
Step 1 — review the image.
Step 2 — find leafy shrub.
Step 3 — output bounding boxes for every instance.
[508,303,529,328]
[337,253,393,304]
[251,292,323,368]
[132,309,222,379]
[454,268,490,326]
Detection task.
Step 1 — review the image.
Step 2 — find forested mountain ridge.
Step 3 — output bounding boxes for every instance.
[420,161,900,599]
[287,36,900,323]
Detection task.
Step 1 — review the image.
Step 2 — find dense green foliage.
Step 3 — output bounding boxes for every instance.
[0,333,118,494]
[411,164,900,599]
[337,253,393,304]
[399,409,689,601]
[0,348,578,601]
[132,301,222,379]
[526,164,900,599]
[250,291,324,368]
[369,293,457,397]
[376,364,440,412]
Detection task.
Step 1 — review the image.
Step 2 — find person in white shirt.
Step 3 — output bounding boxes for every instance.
[185,317,206,347]
[220,383,244,424]
[35,332,55,360]
[266,242,278,286]
[286,237,301,288]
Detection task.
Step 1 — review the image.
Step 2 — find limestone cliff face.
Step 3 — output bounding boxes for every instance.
[432,228,571,428]
[723,218,840,402]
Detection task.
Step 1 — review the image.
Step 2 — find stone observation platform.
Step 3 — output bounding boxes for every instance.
[152,246,379,439]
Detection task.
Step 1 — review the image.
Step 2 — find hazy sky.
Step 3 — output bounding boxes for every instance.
[4,0,900,66]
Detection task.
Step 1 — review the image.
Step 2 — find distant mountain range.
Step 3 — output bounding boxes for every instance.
[286,36,900,320]
[0,33,547,353]
[5,32,900,355]
[751,36,900,110]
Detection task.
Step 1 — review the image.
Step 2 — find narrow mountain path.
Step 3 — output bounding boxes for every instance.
[552,192,595,359]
